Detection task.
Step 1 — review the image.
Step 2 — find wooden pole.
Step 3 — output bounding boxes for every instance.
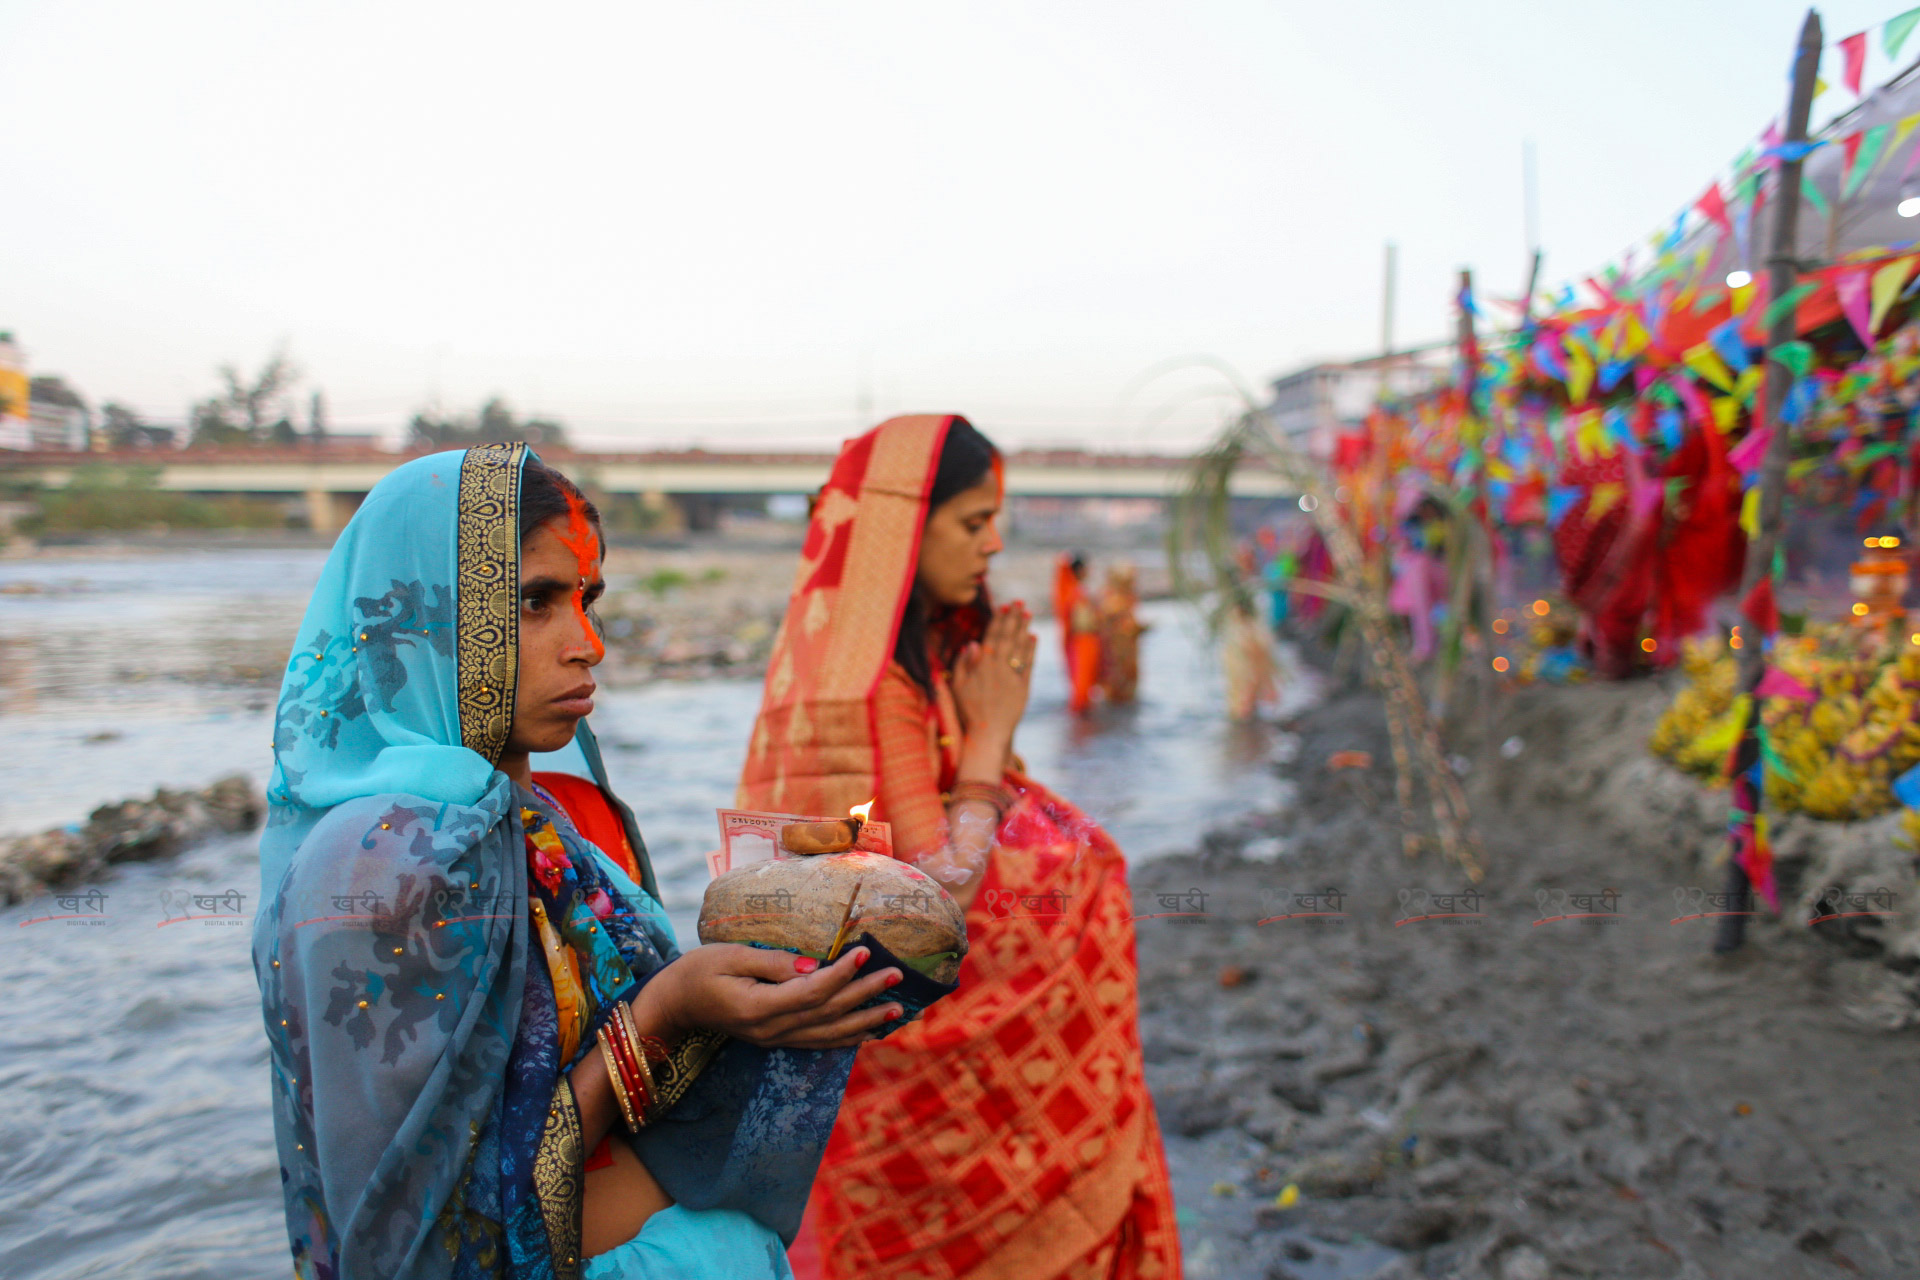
[1522,250,1543,324]
[1715,7,1823,954]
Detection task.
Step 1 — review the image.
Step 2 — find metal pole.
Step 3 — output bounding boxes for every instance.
[1715,7,1823,954]
[1383,242,1398,357]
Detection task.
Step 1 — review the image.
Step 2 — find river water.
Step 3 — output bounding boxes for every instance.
[0,547,1310,1278]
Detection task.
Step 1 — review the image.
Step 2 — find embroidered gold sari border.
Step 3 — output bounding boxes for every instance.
[456,442,525,763]
[534,1076,586,1279]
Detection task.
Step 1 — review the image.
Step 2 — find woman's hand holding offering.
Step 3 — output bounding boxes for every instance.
[950,603,1036,778]
[629,942,902,1051]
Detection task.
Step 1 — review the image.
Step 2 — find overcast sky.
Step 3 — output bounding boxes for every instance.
[2,1,1902,450]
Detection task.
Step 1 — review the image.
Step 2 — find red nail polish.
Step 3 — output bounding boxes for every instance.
[794,956,818,974]
[853,948,870,966]
[884,970,902,987]
[885,1007,902,1020]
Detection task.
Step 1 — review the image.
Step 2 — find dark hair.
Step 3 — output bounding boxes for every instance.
[519,455,601,545]
[894,418,1000,697]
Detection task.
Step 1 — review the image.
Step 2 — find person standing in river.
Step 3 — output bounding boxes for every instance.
[253,444,903,1280]
[1054,550,1104,715]
[737,416,1181,1280]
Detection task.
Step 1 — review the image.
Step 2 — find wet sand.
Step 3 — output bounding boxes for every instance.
[1133,669,1920,1279]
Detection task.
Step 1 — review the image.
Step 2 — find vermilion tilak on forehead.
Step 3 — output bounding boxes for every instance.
[554,490,605,661]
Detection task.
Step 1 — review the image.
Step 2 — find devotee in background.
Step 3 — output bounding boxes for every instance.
[737,415,1182,1280]
[1388,493,1450,663]
[1222,593,1280,721]
[1053,550,1104,714]
[1096,560,1147,704]
[255,447,898,1280]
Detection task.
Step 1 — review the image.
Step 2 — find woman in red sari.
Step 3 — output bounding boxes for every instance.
[738,415,1181,1280]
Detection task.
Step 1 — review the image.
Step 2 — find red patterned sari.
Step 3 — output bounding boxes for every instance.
[737,416,1181,1280]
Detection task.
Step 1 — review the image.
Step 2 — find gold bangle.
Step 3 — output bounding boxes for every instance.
[614,1001,660,1126]
[949,780,1013,821]
[598,1027,638,1133]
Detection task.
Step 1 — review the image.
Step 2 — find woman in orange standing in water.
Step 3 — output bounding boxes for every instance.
[737,415,1180,1280]
[1054,552,1104,715]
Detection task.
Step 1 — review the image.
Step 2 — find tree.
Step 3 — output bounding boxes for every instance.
[309,390,328,447]
[190,348,301,448]
[100,402,174,450]
[408,396,569,450]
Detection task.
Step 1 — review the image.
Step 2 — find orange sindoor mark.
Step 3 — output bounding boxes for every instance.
[554,491,605,660]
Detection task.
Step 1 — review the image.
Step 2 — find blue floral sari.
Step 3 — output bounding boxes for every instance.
[253,443,854,1280]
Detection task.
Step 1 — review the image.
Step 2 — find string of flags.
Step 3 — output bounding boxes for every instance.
[1567,6,1920,317]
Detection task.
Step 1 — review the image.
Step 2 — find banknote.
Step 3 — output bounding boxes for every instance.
[709,808,895,876]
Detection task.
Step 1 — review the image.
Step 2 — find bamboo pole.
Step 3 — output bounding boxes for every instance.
[1715,7,1824,954]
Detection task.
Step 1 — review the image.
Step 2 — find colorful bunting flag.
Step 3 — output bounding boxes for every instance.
[1761,283,1815,331]
[1770,339,1814,381]
[1840,129,1866,181]
[1802,173,1831,217]
[1709,317,1751,372]
[1844,123,1892,198]
[1888,6,1920,60]
[1840,30,1869,97]
[1694,182,1732,236]
[1887,113,1920,177]
[1835,267,1875,347]
[1870,255,1920,333]
[1683,342,1736,392]
[1565,339,1596,405]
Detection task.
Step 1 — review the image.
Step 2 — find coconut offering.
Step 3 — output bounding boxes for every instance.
[698,816,968,1027]
[700,851,967,983]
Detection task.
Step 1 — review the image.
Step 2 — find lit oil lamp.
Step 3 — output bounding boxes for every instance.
[1850,534,1908,630]
[777,799,875,855]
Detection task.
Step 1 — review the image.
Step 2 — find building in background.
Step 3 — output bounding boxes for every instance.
[0,333,28,450]
[29,377,91,451]
[1265,346,1451,462]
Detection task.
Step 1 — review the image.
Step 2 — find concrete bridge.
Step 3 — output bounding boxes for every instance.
[2,446,1293,532]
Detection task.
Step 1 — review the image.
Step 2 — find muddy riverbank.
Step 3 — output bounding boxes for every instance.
[1131,671,1920,1279]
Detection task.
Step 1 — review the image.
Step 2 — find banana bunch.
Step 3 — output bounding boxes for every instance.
[1650,642,1737,767]
[1651,624,1920,822]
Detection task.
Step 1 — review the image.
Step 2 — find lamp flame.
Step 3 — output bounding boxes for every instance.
[850,800,874,823]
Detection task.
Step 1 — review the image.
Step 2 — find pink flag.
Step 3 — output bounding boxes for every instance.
[1840,30,1869,96]
[1728,425,1772,475]
[1757,666,1816,703]
[1835,267,1876,347]
[1694,182,1732,236]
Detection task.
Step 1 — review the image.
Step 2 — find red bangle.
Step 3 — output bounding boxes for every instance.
[614,1003,657,1112]
[597,1029,638,1133]
[603,1007,651,1121]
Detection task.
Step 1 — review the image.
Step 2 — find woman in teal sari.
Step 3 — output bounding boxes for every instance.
[253,443,904,1280]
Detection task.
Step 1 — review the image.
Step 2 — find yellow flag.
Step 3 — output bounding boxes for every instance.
[1574,412,1609,458]
[1735,364,1765,407]
[1712,396,1741,434]
[1619,311,1652,359]
[1740,485,1761,538]
[1891,113,1920,171]
[1589,481,1624,519]
[1869,256,1919,335]
[1694,694,1753,760]
[1683,342,1736,392]
[1728,280,1756,316]
[1566,341,1596,404]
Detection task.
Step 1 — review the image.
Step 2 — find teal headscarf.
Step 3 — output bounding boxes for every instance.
[252,445,853,1280]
